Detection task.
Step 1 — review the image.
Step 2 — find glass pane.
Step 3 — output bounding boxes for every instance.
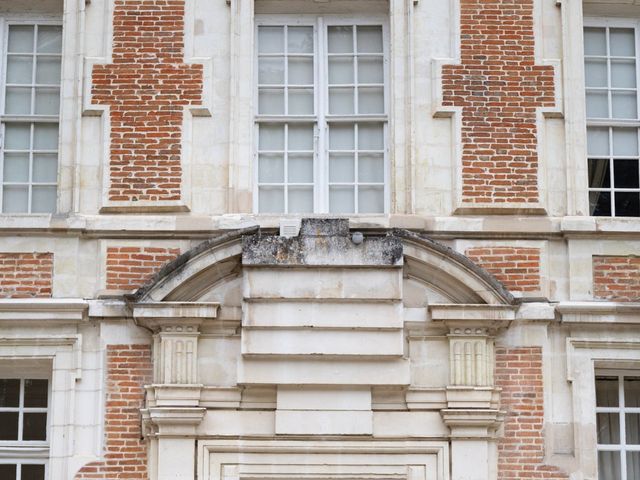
[37,26,63,53]
[597,412,620,444]
[357,26,383,53]
[0,379,20,407]
[288,57,313,85]
[288,154,313,183]
[587,127,610,156]
[0,412,19,440]
[358,153,384,182]
[610,28,635,57]
[329,57,354,84]
[5,87,32,115]
[590,191,612,216]
[4,153,30,183]
[358,57,383,84]
[258,57,284,85]
[615,192,640,216]
[8,26,34,53]
[612,128,638,156]
[329,125,354,150]
[4,124,32,150]
[626,413,640,444]
[259,124,284,150]
[598,451,621,480]
[611,60,636,88]
[32,154,58,183]
[287,26,313,54]
[586,91,609,118]
[288,187,313,213]
[596,377,619,407]
[628,452,640,480]
[3,186,29,213]
[612,91,637,119]
[329,186,354,213]
[358,123,384,150]
[0,464,16,480]
[258,154,284,183]
[7,56,33,84]
[258,186,284,213]
[614,160,639,188]
[288,89,313,115]
[24,379,48,408]
[358,87,384,114]
[288,124,313,150]
[329,87,354,114]
[31,187,56,213]
[584,59,607,88]
[258,26,283,54]
[34,88,60,115]
[329,154,354,182]
[359,186,384,213]
[259,89,284,115]
[625,377,640,407]
[328,26,353,54]
[22,464,45,480]
[589,158,611,189]
[33,124,59,150]
[23,412,47,440]
[36,57,61,85]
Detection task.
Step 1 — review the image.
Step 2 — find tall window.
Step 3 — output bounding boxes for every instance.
[0,378,49,480]
[1,23,62,214]
[596,373,640,479]
[584,21,640,217]
[255,16,388,214]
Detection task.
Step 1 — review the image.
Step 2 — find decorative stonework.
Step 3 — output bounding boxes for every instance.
[0,253,53,298]
[92,0,204,203]
[442,0,555,206]
[593,255,640,302]
[448,327,494,387]
[153,324,199,384]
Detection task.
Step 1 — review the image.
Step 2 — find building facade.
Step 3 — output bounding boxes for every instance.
[0,0,638,479]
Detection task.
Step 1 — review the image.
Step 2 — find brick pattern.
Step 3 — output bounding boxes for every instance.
[92,0,203,202]
[466,247,540,292]
[593,255,640,302]
[0,253,53,298]
[106,246,180,291]
[75,344,152,480]
[442,0,555,204]
[496,347,567,480]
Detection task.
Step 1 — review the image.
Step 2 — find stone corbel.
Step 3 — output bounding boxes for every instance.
[141,406,206,437]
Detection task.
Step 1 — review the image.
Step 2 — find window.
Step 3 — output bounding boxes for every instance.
[0,378,49,480]
[584,21,640,217]
[1,22,62,214]
[255,16,388,214]
[596,373,640,479]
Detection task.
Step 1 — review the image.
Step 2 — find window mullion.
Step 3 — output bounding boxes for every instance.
[317,17,326,213]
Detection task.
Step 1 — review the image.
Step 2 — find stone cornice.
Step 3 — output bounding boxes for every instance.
[0,299,87,323]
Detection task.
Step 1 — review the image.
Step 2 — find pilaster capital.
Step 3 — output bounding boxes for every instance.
[440,408,504,439]
[142,407,206,437]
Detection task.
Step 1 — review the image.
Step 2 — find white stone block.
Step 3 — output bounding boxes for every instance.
[275,410,373,435]
[277,386,372,411]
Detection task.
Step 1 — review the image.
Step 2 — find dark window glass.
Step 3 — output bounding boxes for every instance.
[626,413,640,444]
[596,377,619,407]
[589,158,611,188]
[614,192,640,216]
[0,379,20,407]
[613,159,639,188]
[21,464,45,480]
[0,412,19,440]
[625,377,640,407]
[22,412,46,441]
[0,464,16,479]
[628,452,640,480]
[590,191,612,215]
[23,380,47,408]
[599,451,622,480]
[597,412,621,444]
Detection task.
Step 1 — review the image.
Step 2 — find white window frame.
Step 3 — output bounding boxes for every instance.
[584,17,640,217]
[0,16,62,215]
[0,374,51,480]
[252,14,390,215]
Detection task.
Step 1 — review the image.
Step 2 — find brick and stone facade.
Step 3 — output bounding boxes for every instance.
[0,253,53,298]
[106,247,181,291]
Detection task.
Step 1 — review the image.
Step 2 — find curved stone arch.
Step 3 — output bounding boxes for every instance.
[133,227,515,306]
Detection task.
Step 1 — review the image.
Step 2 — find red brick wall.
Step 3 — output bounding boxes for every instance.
[106,246,180,291]
[466,247,540,292]
[92,0,203,203]
[442,0,555,204]
[495,347,567,480]
[593,255,640,302]
[0,253,53,298]
[76,344,152,480]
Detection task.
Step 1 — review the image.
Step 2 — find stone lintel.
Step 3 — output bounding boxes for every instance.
[131,301,220,331]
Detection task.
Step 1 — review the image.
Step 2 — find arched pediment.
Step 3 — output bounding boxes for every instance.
[132,222,515,307]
